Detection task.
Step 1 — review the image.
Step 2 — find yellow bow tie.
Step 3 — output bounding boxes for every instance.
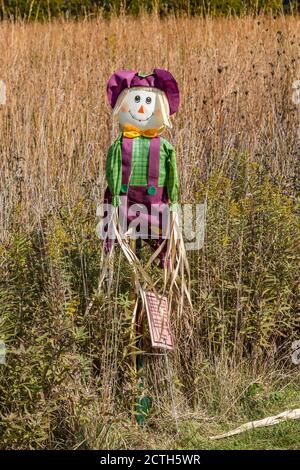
[123,124,159,139]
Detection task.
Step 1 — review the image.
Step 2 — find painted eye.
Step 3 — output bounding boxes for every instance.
[146,97,152,104]
[134,95,141,103]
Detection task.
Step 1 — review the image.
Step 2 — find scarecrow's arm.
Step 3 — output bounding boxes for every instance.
[166,145,179,211]
[105,137,122,207]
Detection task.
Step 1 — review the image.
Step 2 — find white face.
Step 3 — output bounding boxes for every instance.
[118,88,164,130]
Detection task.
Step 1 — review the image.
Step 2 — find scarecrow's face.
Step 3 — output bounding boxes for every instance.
[118,88,164,130]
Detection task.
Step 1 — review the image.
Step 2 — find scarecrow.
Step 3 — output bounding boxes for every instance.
[104,69,178,262]
[99,69,191,423]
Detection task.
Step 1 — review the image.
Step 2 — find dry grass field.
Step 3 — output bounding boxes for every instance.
[0,13,299,449]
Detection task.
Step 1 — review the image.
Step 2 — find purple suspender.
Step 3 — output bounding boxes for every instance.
[121,138,133,186]
[121,136,161,192]
[147,137,161,190]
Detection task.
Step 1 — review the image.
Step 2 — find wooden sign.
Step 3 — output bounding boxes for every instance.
[144,292,174,350]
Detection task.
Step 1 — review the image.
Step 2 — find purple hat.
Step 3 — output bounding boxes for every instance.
[107,69,180,115]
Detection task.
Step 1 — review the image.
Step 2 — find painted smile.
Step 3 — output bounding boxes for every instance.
[129,109,154,122]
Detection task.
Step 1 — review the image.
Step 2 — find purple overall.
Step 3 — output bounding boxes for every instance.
[104,136,170,267]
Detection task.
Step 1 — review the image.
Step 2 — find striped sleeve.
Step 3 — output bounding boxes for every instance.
[105,136,122,207]
[166,143,179,211]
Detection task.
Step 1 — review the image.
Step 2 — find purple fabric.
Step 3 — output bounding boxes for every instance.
[103,135,170,267]
[107,69,180,115]
[104,186,168,211]
[104,186,169,267]
[121,136,161,196]
[121,138,133,184]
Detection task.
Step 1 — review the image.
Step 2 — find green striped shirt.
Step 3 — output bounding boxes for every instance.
[105,135,179,210]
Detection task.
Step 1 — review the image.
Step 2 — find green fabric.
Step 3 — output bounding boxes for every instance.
[105,135,122,207]
[105,135,179,208]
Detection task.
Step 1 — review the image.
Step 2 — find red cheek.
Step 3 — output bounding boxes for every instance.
[121,105,129,112]
[154,109,162,117]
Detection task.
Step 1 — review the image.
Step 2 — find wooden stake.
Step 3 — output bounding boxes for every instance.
[129,238,151,425]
